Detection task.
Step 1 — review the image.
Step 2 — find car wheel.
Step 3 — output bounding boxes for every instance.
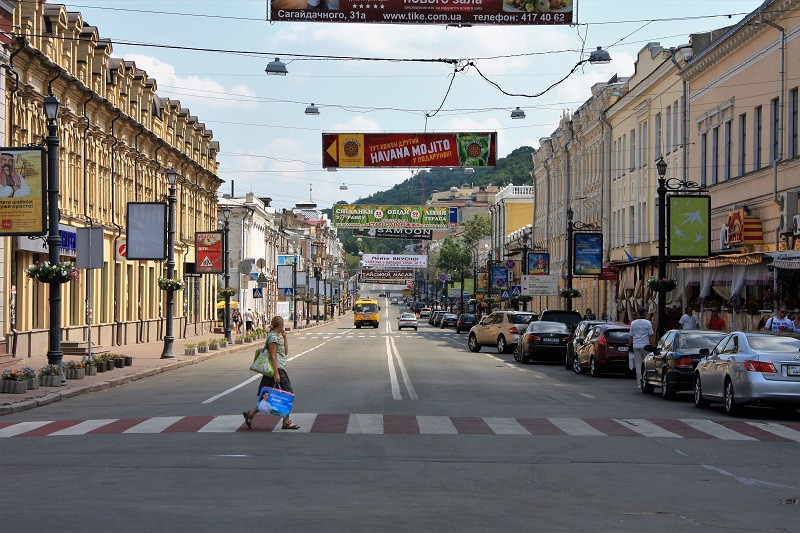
[640,367,654,393]
[468,334,481,352]
[414,327,417,331]
[497,336,508,354]
[513,345,521,362]
[660,372,675,400]
[694,375,709,408]
[590,357,601,377]
[572,355,583,374]
[724,378,741,416]
[565,350,572,370]
[356,324,361,329]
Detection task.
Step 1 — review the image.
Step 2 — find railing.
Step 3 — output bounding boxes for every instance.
[494,184,535,203]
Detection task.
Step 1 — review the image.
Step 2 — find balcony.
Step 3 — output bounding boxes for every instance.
[493,184,535,203]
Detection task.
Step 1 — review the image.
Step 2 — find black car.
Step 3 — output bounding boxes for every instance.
[429,310,444,326]
[515,321,571,364]
[641,329,727,399]
[539,309,583,333]
[432,311,447,327]
[566,320,607,369]
[456,313,477,333]
[440,313,458,329]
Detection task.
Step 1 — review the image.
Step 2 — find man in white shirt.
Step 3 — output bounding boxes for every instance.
[678,306,699,330]
[628,310,655,389]
[762,306,796,333]
[244,308,255,332]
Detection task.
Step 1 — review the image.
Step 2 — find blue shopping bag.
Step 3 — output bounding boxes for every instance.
[257,385,294,418]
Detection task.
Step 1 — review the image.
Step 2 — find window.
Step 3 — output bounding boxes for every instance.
[641,121,648,167]
[738,113,746,176]
[629,131,635,171]
[655,113,662,158]
[639,201,647,242]
[665,106,671,154]
[676,99,682,151]
[622,134,627,175]
[724,120,732,181]
[754,106,762,170]
[711,126,719,185]
[700,131,708,186]
[790,88,798,158]
[629,205,635,245]
[771,97,779,162]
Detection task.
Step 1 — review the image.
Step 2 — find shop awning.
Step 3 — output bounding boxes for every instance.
[765,250,800,270]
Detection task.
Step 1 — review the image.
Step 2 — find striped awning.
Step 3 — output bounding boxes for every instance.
[765,251,800,270]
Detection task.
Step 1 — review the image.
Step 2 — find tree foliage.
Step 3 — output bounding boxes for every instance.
[436,236,472,279]
[462,214,491,246]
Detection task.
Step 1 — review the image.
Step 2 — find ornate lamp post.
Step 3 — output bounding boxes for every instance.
[222,206,233,344]
[43,94,64,380]
[566,207,598,312]
[159,168,178,359]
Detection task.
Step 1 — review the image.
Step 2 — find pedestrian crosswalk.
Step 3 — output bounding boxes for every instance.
[1,415,798,441]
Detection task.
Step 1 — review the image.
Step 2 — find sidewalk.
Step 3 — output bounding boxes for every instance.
[0,313,346,415]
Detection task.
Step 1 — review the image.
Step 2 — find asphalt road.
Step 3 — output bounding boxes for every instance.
[2,301,799,532]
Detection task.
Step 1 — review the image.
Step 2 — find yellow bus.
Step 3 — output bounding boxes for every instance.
[216,300,240,328]
[354,298,380,329]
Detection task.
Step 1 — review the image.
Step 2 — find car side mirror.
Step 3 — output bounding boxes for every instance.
[699,348,710,356]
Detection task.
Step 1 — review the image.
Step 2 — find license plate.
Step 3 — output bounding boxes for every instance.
[787,365,800,376]
[543,338,559,343]
[618,346,628,352]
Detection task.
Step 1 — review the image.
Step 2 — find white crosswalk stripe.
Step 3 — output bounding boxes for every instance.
[346,413,383,434]
[484,417,530,435]
[50,419,117,436]
[0,421,52,437]
[123,416,184,434]
[614,418,682,438]
[745,421,800,442]
[417,415,458,434]
[679,419,756,440]
[198,415,246,433]
[549,417,606,436]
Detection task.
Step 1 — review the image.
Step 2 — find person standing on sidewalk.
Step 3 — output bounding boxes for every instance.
[627,309,655,389]
[705,307,727,331]
[244,308,255,332]
[243,315,300,430]
[678,306,699,330]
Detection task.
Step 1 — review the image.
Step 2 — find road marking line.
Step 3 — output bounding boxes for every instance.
[614,418,682,438]
[679,419,756,441]
[484,417,530,435]
[0,421,52,438]
[50,419,118,436]
[417,415,458,434]
[745,421,800,442]
[386,337,402,400]
[123,416,184,434]
[390,336,418,400]
[346,413,383,434]
[198,415,246,433]
[578,393,595,399]
[281,413,316,433]
[548,417,606,436]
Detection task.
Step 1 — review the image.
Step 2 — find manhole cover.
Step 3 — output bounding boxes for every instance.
[782,498,799,505]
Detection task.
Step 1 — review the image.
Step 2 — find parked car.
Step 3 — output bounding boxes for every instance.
[641,329,727,399]
[433,311,447,327]
[456,313,477,333]
[440,313,458,329]
[573,323,631,377]
[694,332,800,415]
[467,311,537,354]
[539,309,583,333]
[397,312,418,331]
[419,307,432,318]
[515,321,571,364]
[566,320,607,369]
[428,310,442,325]
[391,298,398,305]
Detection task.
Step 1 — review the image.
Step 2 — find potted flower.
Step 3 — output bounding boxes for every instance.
[184,343,196,356]
[158,277,185,291]
[124,355,133,366]
[1,369,28,394]
[209,339,219,351]
[646,276,677,292]
[21,367,38,390]
[94,356,105,373]
[218,338,228,348]
[25,261,79,284]
[560,287,582,299]
[111,353,125,368]
[235,335,245,345]
[197,340,208,353]
[218,287,237,298]
[84,359,97,376]
[63,361,85,380]
[244,334,253,344]
[39,364,61,387]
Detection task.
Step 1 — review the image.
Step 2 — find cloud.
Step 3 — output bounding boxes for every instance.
[122,54,260,110]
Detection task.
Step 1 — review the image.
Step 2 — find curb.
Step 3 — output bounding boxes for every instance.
[0,318,338,416]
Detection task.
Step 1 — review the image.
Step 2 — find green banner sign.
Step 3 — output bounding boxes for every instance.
[332,204,450,229]
[668,195,711,258]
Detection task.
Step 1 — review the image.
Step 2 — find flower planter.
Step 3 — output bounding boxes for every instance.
[244,337,253,344]
[95,363,105,373]
[40,375,61,387]
[124,356,133,366]
[114,359,124,368]
[219,341,227,348]
[235,339,244,345]
[85,366,97,376]
[1,380,27,394]
[105,361,115,371]
[184,348,196,356]
[209,344,219,351]
[197,346,208,354]
[26,377,39,390]
[65,369,85,380]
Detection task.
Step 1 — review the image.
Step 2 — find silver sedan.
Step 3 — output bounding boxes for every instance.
[694,332,800,415]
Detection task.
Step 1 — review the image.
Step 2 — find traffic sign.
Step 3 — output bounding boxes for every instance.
[510,285,522,297]
[252,288,263,299]
[504,259,516,270]
[500,289,510,299]
[283,287,294,297]
[439,273,447,282]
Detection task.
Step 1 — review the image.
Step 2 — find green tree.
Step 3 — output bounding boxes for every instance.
[436,236,472,280]
[462,214,491,246]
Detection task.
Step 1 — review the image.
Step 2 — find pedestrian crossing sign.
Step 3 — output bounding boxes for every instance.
[510,285,521,297]
[252,288,263,299]
[283,288,294,297]
[500,289,510,299]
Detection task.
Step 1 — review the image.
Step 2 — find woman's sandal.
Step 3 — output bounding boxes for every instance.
[282,420,300,430]
[243,411,253,429]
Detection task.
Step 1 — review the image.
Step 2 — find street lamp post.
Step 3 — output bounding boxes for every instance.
[222,206,232,344]
[521,231,529,311]
[566,207,598,312]
[43,94,64,380]
[160,168,179,359]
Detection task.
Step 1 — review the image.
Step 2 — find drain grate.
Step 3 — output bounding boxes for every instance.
[782,498,799,505]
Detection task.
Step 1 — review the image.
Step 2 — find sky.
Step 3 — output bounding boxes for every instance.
[60,0,764,212]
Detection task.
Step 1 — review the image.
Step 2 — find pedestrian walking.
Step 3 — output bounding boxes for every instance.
[231,309,242,335]
[705,307,727,331]
[678,305,699,330]
[583,308,596,320]
[627,309,655,389]
[243,315,300,430]
[762,306,796,332]
[792,309,800,332]
[244,308,255,332]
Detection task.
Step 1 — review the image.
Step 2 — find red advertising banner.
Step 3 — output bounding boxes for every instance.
[196,231,224,274]
[270,0,574,26]
[323,132,497,168]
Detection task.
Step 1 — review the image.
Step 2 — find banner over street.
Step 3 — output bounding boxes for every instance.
[323,132,496,168]
[333,205,449,229]
[362,254,428,268]
[270,0,574,26]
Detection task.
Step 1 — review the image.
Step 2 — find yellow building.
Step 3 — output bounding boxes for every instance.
[4,1,221,356]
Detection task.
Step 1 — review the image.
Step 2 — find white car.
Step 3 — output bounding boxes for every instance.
[397,313,418,331]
